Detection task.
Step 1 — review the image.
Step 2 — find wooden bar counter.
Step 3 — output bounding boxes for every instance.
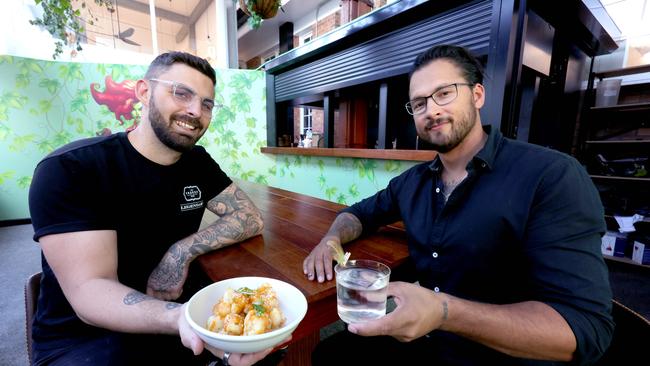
[196,179,410,365]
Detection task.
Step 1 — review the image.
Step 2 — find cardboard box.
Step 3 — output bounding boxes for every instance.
[632,242,650,265]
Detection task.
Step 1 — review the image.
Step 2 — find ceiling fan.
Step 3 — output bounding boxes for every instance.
[112,0,141,46]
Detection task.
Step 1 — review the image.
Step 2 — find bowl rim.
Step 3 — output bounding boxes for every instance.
[185,276,308,343]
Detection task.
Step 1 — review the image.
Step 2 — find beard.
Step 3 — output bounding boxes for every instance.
[416,104,477,153]
[148,97,204,153]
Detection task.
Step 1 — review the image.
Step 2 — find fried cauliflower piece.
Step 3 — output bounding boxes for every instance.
[244,309,272,335]
[207,284,286,336]
[223,313,244,335]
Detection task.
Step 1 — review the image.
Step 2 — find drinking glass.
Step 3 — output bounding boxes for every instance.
[335,259,391,324]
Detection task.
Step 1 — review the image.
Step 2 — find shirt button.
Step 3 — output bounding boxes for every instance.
[435,187,440,193]
[481,163,486,168]
[434,287,440,293]
[432,252,438,258]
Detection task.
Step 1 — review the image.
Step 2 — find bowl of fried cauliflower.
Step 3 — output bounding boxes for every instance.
[185,277,308,353]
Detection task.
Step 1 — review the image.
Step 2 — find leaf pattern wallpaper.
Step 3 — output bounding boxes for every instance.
[0,55,417,221]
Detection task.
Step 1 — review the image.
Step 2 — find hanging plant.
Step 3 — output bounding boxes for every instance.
[239,0,283,29]
[30,0,114,59]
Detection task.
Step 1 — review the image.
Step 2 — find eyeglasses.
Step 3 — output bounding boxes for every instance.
[405,83,474,115]
[148,78,217,116]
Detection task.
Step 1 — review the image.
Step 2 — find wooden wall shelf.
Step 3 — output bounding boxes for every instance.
[260,147,437,162]
[604,254,650,269]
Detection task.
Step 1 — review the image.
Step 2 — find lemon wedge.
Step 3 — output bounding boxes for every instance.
[326,240,351,266]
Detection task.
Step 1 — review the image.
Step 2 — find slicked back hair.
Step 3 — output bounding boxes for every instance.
[144,51,216,86]
[408,45,484,86]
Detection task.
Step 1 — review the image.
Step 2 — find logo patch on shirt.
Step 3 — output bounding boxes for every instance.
[181,185,203,211]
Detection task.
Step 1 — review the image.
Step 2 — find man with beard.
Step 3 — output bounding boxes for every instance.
[28,52,275,366]
[303,45,614,365]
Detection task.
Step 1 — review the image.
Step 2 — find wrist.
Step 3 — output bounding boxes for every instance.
[168,242,195,266]
[437,293,453,332]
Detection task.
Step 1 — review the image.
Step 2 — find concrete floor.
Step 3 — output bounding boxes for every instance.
[0,224,41,366]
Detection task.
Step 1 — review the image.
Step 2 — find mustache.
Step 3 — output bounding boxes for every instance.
[170,113,201,128]
[425,117,452,130]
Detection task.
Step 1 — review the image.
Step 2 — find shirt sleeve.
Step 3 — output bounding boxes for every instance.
[197,146,232,200]
[524,155,614,365]
[29,155,110,241]
[342,173,404,236]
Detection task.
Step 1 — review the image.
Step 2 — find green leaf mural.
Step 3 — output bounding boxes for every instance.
[9,134,36,152]
[39,78,61,94]
[17,176,32,189]
[0,56,416,221]
[0,171,15,185]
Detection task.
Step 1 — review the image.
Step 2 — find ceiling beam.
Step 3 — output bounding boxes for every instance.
[117,0,189,24]
[176,0,212,43]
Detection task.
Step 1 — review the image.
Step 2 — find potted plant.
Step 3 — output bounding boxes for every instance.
[239,0,283,29]
[30,0,114,59]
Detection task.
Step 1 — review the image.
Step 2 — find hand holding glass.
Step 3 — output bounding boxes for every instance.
[335,259,390,324]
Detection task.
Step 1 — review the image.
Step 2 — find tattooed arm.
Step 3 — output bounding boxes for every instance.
[39,230,191,337]
[147,183,264,300]
[302,212,363,283]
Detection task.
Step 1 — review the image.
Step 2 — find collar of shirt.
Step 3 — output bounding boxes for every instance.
[427,125,501,174]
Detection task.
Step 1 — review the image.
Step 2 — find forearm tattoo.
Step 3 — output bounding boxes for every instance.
[147,185,263,293]
[124,291,155,305]
[442,300,449,321]
[123,290,179,310]
[328,213,363,244]
[199,184,264,252]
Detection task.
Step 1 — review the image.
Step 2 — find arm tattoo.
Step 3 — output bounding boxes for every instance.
[442,300,449,322]
[148,184,264,293]
[123,291,180,310]
[190,184,263,256]
[328,213,363,244]
[124,291,156,305]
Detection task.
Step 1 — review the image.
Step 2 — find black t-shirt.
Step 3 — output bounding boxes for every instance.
[28,132,231,346]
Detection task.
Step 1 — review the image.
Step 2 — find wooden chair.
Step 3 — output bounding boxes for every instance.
[24,272,42,365]
[596,299,650,365]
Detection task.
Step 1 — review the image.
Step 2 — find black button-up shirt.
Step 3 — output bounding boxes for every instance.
[343,126,613,365]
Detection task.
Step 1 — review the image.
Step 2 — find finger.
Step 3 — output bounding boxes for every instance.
[232,348,273,366]
[302,255,316,281]
[324,262,334,281]
[348,312,395,337]
[189,333,204,355]
[272,335,292,352]
[303,253,316,281]
[203,343,224,358]
[314,252,327,283]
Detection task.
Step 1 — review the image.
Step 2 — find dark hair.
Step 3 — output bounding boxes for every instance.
[144,51,216,85]
[409,44,484,85]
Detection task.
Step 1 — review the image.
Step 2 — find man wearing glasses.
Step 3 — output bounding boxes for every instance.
[29,52,272,365]
[304,45,613,365]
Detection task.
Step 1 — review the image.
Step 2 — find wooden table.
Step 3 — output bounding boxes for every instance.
[196,179,411,366]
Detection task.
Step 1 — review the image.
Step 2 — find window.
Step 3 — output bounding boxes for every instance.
[300,32,313,45]
[301,107,313,134]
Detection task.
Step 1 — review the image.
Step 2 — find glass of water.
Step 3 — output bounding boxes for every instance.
[335,259,391,324]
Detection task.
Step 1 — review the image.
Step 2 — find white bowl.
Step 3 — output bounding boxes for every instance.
[185,277,308,353]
